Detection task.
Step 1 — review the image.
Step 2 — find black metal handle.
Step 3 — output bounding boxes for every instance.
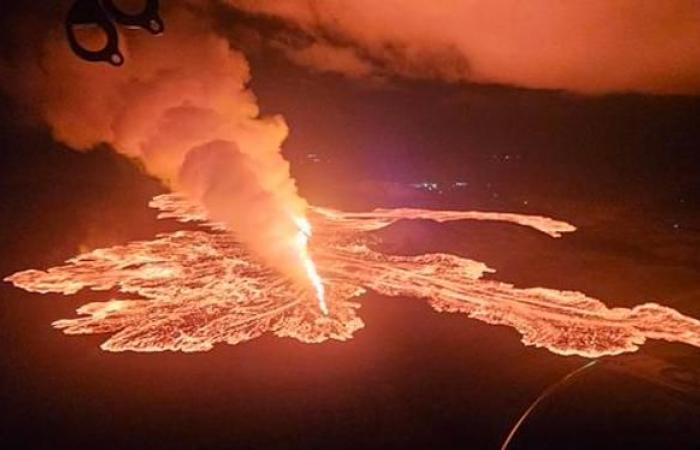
[65,0,163,66]
[65,0,123,66]
[102,0,164,35]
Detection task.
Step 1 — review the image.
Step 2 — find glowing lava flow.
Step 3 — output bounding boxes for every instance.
[5,194,700,356]
[293,215,327,315]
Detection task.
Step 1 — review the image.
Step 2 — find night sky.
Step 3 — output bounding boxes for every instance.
[1,2,700,450]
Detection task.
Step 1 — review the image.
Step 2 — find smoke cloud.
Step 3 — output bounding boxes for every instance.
[228,0,700,95]
[1,3,313,286]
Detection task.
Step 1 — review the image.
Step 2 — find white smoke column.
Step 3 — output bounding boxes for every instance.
[3,5,322,300]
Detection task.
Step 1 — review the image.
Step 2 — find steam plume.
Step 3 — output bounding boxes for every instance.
[228,0,700,95]
[1,4,315,289]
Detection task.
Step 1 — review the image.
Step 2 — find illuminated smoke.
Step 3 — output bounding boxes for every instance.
[1,4,324,306]
[6,194,700,355]
[228,0,700,94]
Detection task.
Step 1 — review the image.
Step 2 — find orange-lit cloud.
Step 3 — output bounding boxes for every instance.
[229,0,700,94]
[280,41,375,79]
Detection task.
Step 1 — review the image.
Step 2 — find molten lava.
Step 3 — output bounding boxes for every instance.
[293,215,327,315]
[6,194,700,356]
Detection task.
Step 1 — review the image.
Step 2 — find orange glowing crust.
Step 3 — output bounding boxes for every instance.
[6,194,700,356]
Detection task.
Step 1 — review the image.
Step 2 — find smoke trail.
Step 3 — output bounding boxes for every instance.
[1,3,318,292]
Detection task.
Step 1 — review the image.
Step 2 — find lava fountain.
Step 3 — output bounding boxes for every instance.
[6,194,700,356]
[293,215,328,315]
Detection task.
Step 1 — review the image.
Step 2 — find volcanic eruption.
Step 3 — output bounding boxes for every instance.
[6,193,700,356]
[1,3,327,312]
[3,1,700,357]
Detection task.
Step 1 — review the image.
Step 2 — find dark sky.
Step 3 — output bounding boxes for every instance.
[250,53,700,221]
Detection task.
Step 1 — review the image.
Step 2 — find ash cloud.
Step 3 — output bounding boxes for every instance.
[228,0,700,95]
[1,2,313,286]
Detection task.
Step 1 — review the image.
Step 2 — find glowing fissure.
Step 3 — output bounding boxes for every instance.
[6,194,700,356]
[293,215,327,315]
